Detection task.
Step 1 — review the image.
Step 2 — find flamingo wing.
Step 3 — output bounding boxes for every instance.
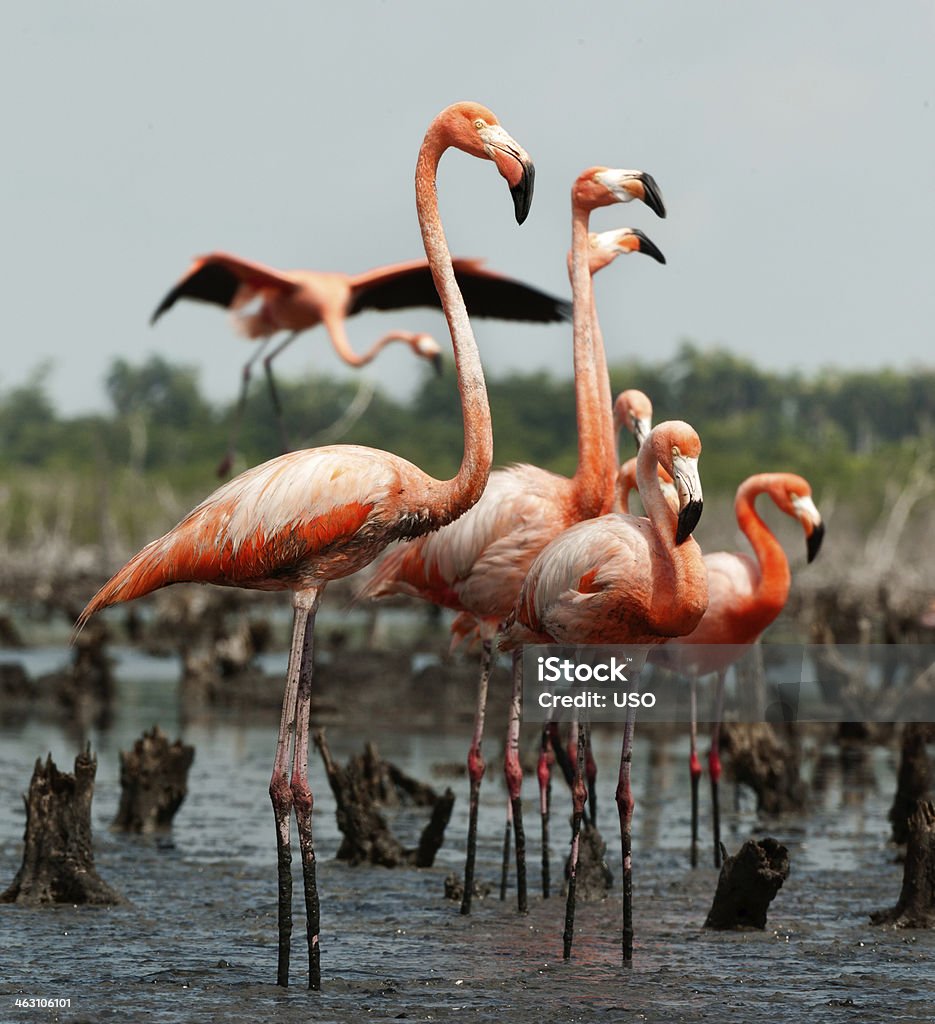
[151,252,298,324]
[77,446,418,627]
[348,258,572,323]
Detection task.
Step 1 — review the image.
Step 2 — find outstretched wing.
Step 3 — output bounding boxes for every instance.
[150,252,297,324]
[348,258,572,323]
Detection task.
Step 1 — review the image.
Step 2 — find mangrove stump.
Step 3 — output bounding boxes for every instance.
[721,722,805,814]
[1,747,121,905]
[888,723,933,846]
[313,731,454,867]
[703,837,790,929]
[872,800,935,928]
[112,726,195,832]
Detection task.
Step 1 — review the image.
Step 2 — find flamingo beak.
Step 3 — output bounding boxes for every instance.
[806,521,825,563]
[631,415,651,449]
[629,229,666,265]
[431,352,444,377]
[792,494,824,563]
[672,454,703,544]
[481,124,535,224]
[636,172,667,219]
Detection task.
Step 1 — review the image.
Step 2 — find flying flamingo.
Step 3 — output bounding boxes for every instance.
[152,249,572,472]
[665,472,824,867]
[501,420,708,964]
[362,180,666,915]
[77,101,536,990]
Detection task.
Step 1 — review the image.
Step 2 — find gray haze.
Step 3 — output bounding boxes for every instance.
[3,1,933,415]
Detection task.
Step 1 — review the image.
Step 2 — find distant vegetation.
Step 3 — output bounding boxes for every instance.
[1,343,933,560]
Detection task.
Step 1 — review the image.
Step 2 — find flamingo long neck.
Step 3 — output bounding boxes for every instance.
[570,206,613,519]
[637,444,704,635]
[735,476,791,619]
[322,315,369,366]
[590,290,618,507]
[415,122,493,524]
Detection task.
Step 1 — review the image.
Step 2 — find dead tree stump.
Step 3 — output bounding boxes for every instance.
[721,722,806,814]
[872,800,935,928]
[563,823,613,900]
[888,723,933,845]
[703,837,789,929]
[313,731,453,867]
[112,726,195,832]
[1,747,122,905]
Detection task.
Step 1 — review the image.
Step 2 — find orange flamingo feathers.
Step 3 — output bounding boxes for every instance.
[666,472,824,867]
[78,101,537,989]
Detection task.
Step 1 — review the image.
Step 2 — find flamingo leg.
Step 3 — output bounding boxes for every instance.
[269,590,318,987]
[288,587,323,991]
[262,330,300,453]
[499,799,512,901]
[562,716,588,959]
[461,636,494,915]
[689,674,701,868]
[585,730,598,830]
[218,337,274,478]
[504,649,527,913]
[709,669,726,869]
[537,719,554,899]
[617,702,637,965]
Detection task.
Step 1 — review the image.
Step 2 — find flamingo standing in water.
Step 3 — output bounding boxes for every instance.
[152,249,571,471]
[501,420,708,964]
[362,179,666,914]
[665,472,824,867]
[77,101,537,990]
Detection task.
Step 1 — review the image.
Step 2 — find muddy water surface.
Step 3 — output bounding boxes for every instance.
[1,647,933,1023]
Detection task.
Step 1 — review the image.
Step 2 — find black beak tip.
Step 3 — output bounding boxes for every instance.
[676,499,703,545]
[511,161,535,225]
[806,522,825,563]
[633,230,666,265]
[640,172,667,219]
[431,354,444,377]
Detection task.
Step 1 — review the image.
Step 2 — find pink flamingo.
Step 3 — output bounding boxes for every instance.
[362,179,666,914]
[666,472,824,867]
[152,249,571,471]
[501,420,708,963]
[77,101,536,990]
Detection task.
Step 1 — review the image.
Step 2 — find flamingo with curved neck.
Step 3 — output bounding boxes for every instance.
[667,471,824,866]
[76,101,535,989]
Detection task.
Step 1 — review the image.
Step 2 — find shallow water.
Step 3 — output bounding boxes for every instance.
[1,649,933,1024]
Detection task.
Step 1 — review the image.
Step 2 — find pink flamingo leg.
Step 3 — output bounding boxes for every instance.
[709,669,726,868]
[503,649,527,913]
[288,587,323,991]
[689,674,701,868]
[461,636,494,915]
[537,719,555,899]
[269,589,320,987]
[617,704,637,964]
[562,718,588,958]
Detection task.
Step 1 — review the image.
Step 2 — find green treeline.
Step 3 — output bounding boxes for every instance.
[0,343,932,551]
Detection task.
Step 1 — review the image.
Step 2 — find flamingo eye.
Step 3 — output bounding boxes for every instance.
[474,119,486,130]
[671,445,681,457]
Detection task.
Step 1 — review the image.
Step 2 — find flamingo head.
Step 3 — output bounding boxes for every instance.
[411,333,443,375]
[614,389,654,450]
[573,167,666,218]
[441,102,535,224]
[771,474,825,563]
[647,421,703,544]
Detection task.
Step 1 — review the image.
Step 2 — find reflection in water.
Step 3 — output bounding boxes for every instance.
[0,651,932,1024]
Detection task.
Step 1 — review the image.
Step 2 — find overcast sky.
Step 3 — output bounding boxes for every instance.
[4,1,934,415]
